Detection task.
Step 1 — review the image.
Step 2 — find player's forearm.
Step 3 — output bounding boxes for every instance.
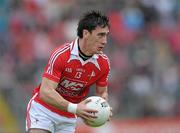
[96,86,108,101]
[96,91,108,101]
[39,77,78,114]
[39,87,69,111]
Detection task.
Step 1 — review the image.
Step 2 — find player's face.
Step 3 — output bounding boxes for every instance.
[86,26,109,55]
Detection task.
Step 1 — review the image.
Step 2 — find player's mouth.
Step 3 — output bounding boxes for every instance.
[98,47,104,51]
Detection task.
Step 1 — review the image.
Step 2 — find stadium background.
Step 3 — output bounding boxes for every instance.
[0,0,180,133]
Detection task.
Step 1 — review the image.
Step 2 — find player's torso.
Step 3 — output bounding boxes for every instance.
[56,57,101,102]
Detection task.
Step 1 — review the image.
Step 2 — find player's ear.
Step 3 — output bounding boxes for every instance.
[83,29,90,38]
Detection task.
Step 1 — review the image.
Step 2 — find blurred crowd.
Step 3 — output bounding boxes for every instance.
[0,0,180,130]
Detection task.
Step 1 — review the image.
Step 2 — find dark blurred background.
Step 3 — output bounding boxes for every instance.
[0,0,180,133]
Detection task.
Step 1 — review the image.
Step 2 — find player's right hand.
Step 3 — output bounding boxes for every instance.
[76,99,98,122]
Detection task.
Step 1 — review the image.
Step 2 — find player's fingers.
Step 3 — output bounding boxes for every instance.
[82,117,94,124]
[84,99,91,104]
[110,107,113,112]
[110,107,113,111]
[110,107,113,117]
[110,112,113,117]
[84,111,97,119]
[80,115,90,121]
[108,107,113,121]
[80,113,95,122]
[107,117,111,121]
[86,109,98,113]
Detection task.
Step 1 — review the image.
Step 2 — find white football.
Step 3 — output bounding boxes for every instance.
[85,96,110,127]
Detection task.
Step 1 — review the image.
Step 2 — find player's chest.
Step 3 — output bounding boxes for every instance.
[62,60,100,83]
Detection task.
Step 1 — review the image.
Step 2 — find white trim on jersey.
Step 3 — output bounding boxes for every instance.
[47,45,70,75]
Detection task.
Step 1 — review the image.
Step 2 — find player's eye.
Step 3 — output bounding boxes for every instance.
[98,33,105,37]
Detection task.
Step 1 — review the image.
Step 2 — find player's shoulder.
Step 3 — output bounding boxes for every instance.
[48,43,71,61]
[51,43,71,55]
[53,43,71,52]
[98,52,109,61]
[98,52,110,68]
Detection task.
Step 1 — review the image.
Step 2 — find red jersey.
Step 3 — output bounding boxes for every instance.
[33,38,110,118]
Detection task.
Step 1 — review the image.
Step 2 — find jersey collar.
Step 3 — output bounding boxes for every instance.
[69,38,100,70]
[71,38,98,59]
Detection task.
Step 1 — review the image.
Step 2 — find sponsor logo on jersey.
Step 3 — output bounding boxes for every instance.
[56,78,87,96]
[60,79,84,91]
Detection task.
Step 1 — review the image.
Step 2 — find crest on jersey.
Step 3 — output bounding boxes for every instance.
[88,70,96,80]
[91,71,96,77]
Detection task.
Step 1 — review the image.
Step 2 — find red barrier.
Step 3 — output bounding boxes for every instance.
[76,117,180,133]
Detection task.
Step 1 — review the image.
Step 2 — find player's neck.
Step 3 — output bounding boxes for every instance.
[78,38,93,56]
[78,44,92,61]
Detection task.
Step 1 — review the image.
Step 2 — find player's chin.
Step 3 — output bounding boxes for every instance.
[96,50,103,54]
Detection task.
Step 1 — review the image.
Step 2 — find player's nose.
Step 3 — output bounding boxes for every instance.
[101,37,107,45]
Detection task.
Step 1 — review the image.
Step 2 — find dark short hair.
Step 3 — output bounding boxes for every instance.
[77,10,110,38]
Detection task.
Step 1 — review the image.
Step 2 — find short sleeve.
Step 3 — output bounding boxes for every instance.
[96,58,110,87]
